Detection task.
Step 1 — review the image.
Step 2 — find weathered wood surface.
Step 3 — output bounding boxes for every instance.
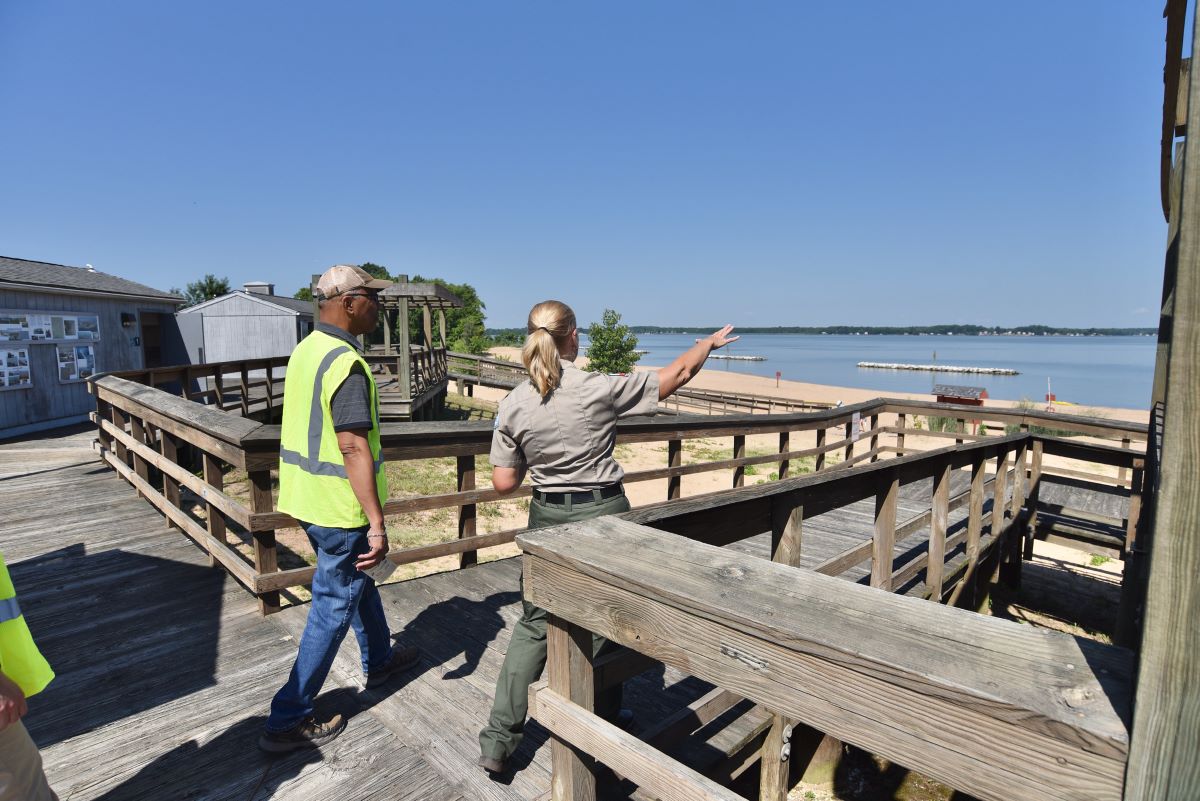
[1,427,461,800]
[1124,2,1200,795]
[519,517,1133,801]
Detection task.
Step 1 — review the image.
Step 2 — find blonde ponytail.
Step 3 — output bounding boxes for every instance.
[521,300,576,398]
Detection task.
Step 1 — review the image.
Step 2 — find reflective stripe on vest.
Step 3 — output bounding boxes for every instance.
[0,596,20,625]
[278,345,385,478]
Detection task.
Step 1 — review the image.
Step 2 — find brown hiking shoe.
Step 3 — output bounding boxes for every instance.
[365,645,421,688]
[258,712,346,753]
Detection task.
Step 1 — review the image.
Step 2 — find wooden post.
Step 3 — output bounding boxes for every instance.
[398,292,411,400]
[1024,441,1043,560]
[929,463,950,601]
[955,418,965,446]
[202,452,228,567]
[265,363,275,420]
[547,614,598,801]
[160,431,181,531]
[868,412,878,462]
[770,500,802,567]
[896,412,906,457]
[129,415,151,499]
[759,714,793,801]
[871,475,899,591]
[843,421,854,464]
[1125,461,1145,555]
[95,397,113,454]
[1000,443,1027,588]
[778,431,790,481]
[1118,437,1131,486]
[762,499,809,800]
[950,454,987,607]
[239,364,250,417]
[422,303,433,354]
[815,428,826,471]
[382,305,392,354]
[458,455,478,568]
[992,452,1011,538]
[214,369,226,410]
[109,405,129,467]
[249,468,280,615]
[733,435,745,488]
[667,438,682,500]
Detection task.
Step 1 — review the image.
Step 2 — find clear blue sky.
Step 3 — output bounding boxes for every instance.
[0,2,1174,328]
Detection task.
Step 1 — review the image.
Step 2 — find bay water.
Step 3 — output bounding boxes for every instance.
[581,333,1156,411]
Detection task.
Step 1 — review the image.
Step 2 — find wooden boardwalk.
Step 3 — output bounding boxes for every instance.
[3,427,975,800]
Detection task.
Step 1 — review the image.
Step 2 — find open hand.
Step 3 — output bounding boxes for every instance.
[356,529,390,570]
[708,325,739,350]
[0,672,27,730]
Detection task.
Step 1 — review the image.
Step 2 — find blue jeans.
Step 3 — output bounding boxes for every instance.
[265,522,393,733]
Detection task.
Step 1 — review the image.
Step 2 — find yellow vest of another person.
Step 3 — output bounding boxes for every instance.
[0,553,54,697]
[277,330,388,528]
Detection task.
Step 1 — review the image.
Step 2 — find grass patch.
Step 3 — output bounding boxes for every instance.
[1090,553,1111,567]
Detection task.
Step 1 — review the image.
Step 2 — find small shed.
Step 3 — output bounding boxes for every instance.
[0,255,184,437]
[177,282,315,364]
[932,384,989,406]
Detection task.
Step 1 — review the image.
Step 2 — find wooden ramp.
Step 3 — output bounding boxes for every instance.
[3,427,998,800]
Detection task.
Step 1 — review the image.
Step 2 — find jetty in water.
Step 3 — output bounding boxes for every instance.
[858,361,1019,375]
[710,354,766,361]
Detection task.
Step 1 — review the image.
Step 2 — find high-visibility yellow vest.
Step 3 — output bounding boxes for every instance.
[277,330,387,528]
[0,553,54,698]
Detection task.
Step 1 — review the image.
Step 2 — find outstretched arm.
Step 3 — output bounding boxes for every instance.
[657,325,739,400]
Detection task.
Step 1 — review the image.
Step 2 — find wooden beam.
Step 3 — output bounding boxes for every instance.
[871,475,899,591]
[547,614,598,800]
[531,686,744,801]
[249,469,280,615]
[929,463,951,601]
[457,455,477,568]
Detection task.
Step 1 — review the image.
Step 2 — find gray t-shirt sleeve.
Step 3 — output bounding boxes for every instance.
[489,404,526,468]
[330,363,373,432]
[607,370,660,417]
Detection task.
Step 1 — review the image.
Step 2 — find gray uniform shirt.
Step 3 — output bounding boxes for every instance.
[489,361,660,491]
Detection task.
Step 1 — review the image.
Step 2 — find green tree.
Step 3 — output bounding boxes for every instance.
[182,274,230,307]
[294,286,313,302]
[407,276,491,354]
[586,309,641,373]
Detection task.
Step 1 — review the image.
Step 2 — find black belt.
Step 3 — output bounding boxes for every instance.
[532,483,624,506]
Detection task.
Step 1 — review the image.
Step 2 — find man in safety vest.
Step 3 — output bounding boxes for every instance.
[259,265,420,753]
[0,552,58,800]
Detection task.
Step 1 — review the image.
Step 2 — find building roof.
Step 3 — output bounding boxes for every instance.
[932,384,988,399]
[0,256,183,303]
[178,290,314,316]
[380,281,464,309]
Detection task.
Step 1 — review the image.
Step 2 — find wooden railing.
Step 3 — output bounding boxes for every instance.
[88,367,1147,618]
[447,351,832,414]
[110,356,290,420]
[519,514,1132,801]
[367,346,448,399]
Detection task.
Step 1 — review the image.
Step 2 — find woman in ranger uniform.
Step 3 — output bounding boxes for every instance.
[478,299,737,775]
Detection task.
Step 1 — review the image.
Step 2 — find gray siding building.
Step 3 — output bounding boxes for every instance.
[0,256,184,437]
[177,282,314,364]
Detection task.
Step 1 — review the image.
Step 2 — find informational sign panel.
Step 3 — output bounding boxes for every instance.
[0,347,31,389]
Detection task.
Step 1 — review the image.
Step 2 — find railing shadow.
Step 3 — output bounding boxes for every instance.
[15,543,226,749]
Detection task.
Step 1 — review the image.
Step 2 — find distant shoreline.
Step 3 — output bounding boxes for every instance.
[487,326,1157,337]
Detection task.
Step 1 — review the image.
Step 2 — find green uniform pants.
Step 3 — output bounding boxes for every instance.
[479,491,631,762]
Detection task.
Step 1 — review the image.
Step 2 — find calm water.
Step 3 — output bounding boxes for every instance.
[581,334,1157,410]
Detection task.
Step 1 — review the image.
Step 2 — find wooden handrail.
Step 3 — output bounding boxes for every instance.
[520,517,1131,801]
[89,365,1148,616]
